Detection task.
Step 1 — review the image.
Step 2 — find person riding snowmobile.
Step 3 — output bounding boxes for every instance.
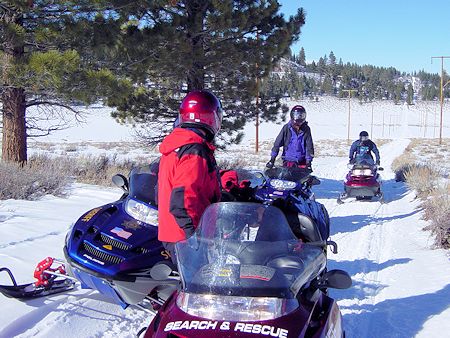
[349,131,380,166]
[158,90,222,261]
[266,105,314,170]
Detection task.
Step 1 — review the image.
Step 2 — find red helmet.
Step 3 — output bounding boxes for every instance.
[179,90,223,136]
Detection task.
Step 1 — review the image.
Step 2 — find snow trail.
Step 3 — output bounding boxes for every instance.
[1,138,450,337]
[314,139,450,337]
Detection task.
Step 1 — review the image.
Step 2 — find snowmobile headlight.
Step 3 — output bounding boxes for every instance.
[269,179,297,191]
[176,292,298,321]
[352,169,373,176]
[125,198,158,226]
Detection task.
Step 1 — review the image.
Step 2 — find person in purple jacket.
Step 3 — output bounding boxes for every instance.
[266,105,315,170]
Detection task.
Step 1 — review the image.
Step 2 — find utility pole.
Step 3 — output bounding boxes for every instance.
[431,56,450,144]
[255,76,260,153]
[371,104,374,138]
[255,31,260,153]
[342,89,357,144]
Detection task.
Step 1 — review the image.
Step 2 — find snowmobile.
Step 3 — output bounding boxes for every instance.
[62,162,178,309]
[337,159,384,204]
[250,166,331,248]
[0,162,177,309]
[142,202,352,338]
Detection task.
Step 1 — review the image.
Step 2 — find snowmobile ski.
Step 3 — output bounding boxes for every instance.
[0,258,76,299]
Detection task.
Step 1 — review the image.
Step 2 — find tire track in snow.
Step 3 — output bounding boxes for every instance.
[0,230,65,250]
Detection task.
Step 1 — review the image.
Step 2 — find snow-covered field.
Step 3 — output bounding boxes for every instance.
[1,96,450,337]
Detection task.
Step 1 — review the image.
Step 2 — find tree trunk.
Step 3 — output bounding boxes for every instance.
[2,87,27,163]
[1,5,27,163]
[186,1,207,91]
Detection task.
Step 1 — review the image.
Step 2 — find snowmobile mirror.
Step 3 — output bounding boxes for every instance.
[112,174,129,192]
[319,269,352,289]
[377,167,384,171]
[150,262,174,281]
[310,176,321,186]
[327,240,338,254]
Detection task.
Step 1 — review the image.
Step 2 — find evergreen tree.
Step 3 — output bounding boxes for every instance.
[0,0,126,163]
[103,1,306,145]
[298,47,306,66]
[407,83,414,105]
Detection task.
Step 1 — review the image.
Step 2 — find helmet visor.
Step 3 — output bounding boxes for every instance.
[291,110,306,125]
[360,135,369,141]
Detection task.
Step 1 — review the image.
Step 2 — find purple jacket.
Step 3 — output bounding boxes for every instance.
[270,121,314,163]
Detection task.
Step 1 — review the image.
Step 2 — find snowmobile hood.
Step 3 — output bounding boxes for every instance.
[159,128,215,155]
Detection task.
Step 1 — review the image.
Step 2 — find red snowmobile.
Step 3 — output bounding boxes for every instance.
[337,159,384,204]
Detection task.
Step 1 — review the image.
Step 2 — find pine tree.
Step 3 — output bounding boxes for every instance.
[102,1,306,145]
[406,83,414,105]
[298,47,306,66]
[0,0,127,163]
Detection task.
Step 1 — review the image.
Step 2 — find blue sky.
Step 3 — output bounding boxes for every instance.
[279,0,450,75]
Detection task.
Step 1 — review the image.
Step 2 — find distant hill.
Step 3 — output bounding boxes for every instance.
[264,52,447,104]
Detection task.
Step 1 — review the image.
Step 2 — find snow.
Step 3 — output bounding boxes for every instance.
[1,97,450,338]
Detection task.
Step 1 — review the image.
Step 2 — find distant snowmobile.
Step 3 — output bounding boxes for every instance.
[337,159,384,204]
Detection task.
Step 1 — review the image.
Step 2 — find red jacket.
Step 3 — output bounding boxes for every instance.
[157,128,221,243]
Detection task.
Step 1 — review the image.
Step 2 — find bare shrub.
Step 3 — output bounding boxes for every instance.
[217,156,254,170]
[392,152,418,182]
[422,186,450,249]
[0,153,156,201]
[69,155,139,186]
[404,164,439,199]
[0,159,70,200]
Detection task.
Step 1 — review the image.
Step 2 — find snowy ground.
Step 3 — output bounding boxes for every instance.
[1,97,450,337]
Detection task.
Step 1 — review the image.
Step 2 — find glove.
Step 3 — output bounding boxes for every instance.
[266,158,275,169]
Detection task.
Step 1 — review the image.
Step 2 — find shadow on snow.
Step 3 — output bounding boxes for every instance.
[343,284,450,337]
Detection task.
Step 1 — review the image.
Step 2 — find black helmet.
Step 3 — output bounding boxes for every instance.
[359,131,369,141]
[290,105,306,126]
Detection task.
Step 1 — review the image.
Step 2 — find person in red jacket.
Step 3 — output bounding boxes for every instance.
[158,90,222,260]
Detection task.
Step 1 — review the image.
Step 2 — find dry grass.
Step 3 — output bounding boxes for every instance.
[422,185,450,249]
[392,140,450,249]
[0,154,149,200]
[0,159,70,200]
[404,164,440,198]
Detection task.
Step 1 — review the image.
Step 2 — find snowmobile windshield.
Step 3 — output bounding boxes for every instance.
[128,161,159,206]
[265,167,311,184]
[176,202,324,299]
[353,155,375,168]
